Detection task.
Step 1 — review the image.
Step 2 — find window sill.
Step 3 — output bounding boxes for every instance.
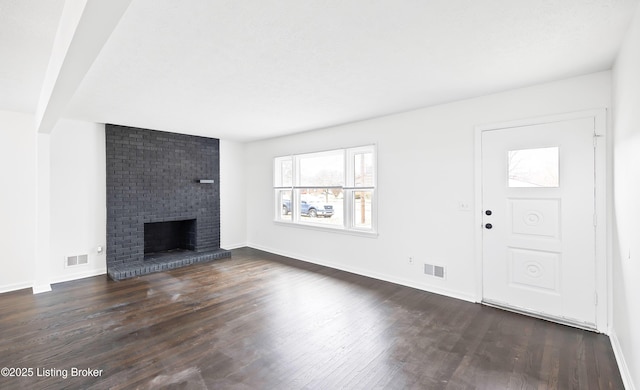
[273,220,378,238]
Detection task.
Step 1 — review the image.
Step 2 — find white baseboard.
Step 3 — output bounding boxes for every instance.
[610,329,636,390]
[49,267,107,285]
[247,243,476,303]
[1,269,107,295]
[32,284,52,294]
[222,242,247,250]
[31,268,107,293]
[0,281,34,294]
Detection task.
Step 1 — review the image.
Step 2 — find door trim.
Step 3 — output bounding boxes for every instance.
[474,109,608,332]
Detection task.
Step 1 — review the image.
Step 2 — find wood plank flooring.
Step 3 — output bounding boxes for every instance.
[0,248,624,389]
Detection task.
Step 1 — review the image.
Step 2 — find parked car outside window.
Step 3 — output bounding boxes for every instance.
[282,198,334,218]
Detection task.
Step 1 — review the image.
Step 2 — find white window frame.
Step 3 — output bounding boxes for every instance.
[274,145,377,236]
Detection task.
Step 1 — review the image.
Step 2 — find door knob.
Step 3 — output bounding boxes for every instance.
[485,210,492,216]
[485,223,493,229]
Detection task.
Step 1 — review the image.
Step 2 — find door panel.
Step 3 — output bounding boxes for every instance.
[482,117,596,327]
[509,248,560,292]
[510,198,560,238]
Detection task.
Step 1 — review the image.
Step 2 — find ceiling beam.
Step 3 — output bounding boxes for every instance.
[36,0,132,133]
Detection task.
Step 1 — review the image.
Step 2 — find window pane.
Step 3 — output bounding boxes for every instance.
[354,152,374,187]
[508,147,559,188]
[298,189,343,227]
[274,146,376,233]
[278,190,292,221]
[353,191,373,229]
[299,151,344,187]
[274,157,292,187]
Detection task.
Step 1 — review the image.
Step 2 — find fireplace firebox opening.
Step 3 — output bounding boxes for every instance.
[144,219,197,255]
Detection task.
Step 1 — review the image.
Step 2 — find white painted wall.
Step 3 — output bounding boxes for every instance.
[48,119,107,283]
[245,71,611,303]
[0,110,38,292]
[220,139,247,249]
[0,115,107,290]
[612,4,640,389]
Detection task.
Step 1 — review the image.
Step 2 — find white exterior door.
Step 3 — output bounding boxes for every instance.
[481,117,597,328]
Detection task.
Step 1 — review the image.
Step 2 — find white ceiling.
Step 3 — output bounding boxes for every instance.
[0,0,64,113]
[2,0,638,142]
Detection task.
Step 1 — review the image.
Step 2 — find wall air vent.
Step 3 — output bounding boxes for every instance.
[66,254,89,267]
[424,263,445,279]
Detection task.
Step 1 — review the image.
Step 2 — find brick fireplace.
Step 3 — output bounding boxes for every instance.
[105,124,230,280]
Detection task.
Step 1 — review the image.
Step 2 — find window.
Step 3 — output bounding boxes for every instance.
[274,145,376,234]
[508,147,559,188]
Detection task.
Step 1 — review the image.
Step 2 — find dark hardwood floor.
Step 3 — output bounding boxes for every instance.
[0,248,623,389]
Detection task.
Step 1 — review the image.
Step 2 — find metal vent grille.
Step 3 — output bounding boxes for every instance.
[66,254,89,267]
[424,263,445,279]
[424,264,433,275]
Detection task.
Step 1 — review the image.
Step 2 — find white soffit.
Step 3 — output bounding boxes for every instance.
[35,0,132,133]
[57,0,639,141]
